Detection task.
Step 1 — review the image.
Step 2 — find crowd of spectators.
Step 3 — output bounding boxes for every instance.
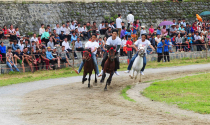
[0,11,210,73]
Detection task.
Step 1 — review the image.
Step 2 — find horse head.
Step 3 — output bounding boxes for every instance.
[83,49,92,61]
[107,46,116,62]
[138,44,145,57]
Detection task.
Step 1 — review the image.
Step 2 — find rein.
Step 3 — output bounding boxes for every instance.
[83,51,91,61]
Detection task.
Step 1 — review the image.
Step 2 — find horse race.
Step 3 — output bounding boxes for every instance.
[1,0,210,124]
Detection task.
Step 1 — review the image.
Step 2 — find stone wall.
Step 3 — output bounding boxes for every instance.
[0,2,209,35]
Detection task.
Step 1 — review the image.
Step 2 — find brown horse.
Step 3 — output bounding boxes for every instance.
[82,49,97,88]
[100,47,116,91]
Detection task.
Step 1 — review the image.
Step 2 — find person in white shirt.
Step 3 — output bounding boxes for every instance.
[30,33,38,44]
[70,20,77,32]
[65,25,71,41]
[125,34,155,75]
[180,18,186,28]
[39,24,45,35]
[140,26,147,39]
[74,34,100,77]
[81,24,88,40]
[99,29,121,76]
[62,37,78,59]
[54,24,60,35]
[75,37,84,56]
[18,39,24,52]
[109,21,116,29]
[194,32,202,51]
[127,11,134,29]
[60,23,66,35]
[99,21,106,35]
[116,14,122,37]
[155,34,161,45]
[120,36,127,56]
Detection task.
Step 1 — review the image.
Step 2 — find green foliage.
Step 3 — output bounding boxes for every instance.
[121,85,136,102]
[76,12,80,15]
[143,73,210,114]
[27,32,34,36]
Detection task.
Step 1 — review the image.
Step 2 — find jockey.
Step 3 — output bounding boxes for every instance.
[74,34,100,77]
[124,34,155,75]
[99,29,121,76]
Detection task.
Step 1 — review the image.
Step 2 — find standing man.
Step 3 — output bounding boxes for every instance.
[99,29,121,76]
[116,14,122,37]
[127,11,134,29]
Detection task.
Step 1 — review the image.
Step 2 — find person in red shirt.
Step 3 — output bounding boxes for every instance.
[126,35,133,64]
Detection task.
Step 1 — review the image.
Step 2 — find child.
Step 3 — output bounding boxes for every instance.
[55,34,60,46]
[169,39,173,53]
[157,38,164,62]
[6,47,20,72]
[126,35,133,64]
[187,33,193,51]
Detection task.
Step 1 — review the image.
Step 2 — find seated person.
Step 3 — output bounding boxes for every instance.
[33,47,41,71]
[40,47,51,70]
[59,46,71,67]
[52,47,60,68]
[22,47,33,73]
[12,40,20,54]
[46,47,57,70]
[62,37,78,59]
[14,48,25,72]
[0,41,6,63]
[59,31,65,46]
[6,47,20,72]
[74,34,100,77]
[47,37,54,51]
[55,34,61,46]
[75,37,84,56]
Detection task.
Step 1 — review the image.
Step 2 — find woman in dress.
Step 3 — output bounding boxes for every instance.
[161,25,168,37]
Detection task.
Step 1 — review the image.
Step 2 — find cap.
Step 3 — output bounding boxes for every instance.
[166,35,170,38]
[53,47,57,49]
[141,26,145,28]
[47,47,51,49]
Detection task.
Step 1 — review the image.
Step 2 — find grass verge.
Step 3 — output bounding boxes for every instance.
[1,57,210,87]
[142,73,210,114]
[121,85,136,102]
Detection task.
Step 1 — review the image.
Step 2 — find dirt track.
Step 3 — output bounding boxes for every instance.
[19,64,210,125]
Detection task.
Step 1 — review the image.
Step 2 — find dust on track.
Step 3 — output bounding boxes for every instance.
[19,68,210,125]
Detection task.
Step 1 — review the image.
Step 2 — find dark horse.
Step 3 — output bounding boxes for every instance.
[100,47,116,91]
[82,49,97,88]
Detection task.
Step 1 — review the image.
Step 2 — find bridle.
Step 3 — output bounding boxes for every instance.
[138,48,145,57]
[83,51,91,61]
[107,47,116,61]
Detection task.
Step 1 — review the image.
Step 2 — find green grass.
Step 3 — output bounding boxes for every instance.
[121,85,136,102]
[1,57,210,87]
[143,73,210,114]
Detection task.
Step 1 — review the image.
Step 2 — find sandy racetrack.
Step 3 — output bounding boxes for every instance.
[19,65,210,125]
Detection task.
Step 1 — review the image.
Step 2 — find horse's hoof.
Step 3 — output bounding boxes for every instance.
[100,80,104,83]
[107,81,111,85]
[104,88,107,91]
[88,84,90,88]
[129,75,133,79]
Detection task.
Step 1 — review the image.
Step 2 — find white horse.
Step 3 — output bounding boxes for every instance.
[129,44,145,82]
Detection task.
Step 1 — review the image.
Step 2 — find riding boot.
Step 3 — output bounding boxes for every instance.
[101,52,108,69]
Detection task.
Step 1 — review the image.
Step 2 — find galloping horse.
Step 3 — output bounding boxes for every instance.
[82,49,97,88]
[129,44,145,82]
[100,46,116,91]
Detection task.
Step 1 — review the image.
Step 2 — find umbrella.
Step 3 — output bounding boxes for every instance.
[196,14,203,22]
[159,21,174,26]
[200,11,210,16]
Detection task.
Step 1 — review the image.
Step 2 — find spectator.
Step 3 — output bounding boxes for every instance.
[22,47,33,72]
[0,42,6,63]
[161,25,168,37]
[59,46,71,67]
[157,38,164,62]
[175,34,182,52]
[127,11,134,29]
[65,24,71,41]
[62,37,78,59]
[202,27,208,36]
[8,24,17,40]
[181,18,186,28]
[75,37,84,56]
[101,36,107,57]
[6,47,20,72]
[30,33,39,45]
[149,25,154,35]
[149,35,156,49]
[18,39,24,52]
[182,34,188,51]
[15,27,21,41]
[59,31,65,46]
[169,38,173,53]
[71,32,77,43]
[31,41,36,53]
[46,47,56,70]
[192,23,198,33]
[2,25,10,38]
[14,48,25,72]
[126,35,133,64]
[155,34,161,46]
[187,33,193,51]
[120,26,126,39]
[105,27,112,38]
[81,24,88,40]
[41,28,50,46]
[140,26,146,38]
[99,21,106,35]
[120,36,127,56]
[55,34,61,45]
[91,22,98,34]
[24,39,31,52]
[54,24,60,35]
[70,20,77,32]
[47,37,54,50]
[116,14,122,37]
[86,22,92,39]
[0,26,4,40]
[40,47,51,70]
[170,24,176,37]
[12,40,20,53]
[156,26,161,35]
[177,19,181,28]
[133,21,139,35]
[164,36,170,62]
[52,47,60,69]
[39,24,45,35]
[8,40,13,48]
[60,23,66,35]
[185,23,191,35]
[179,24,186,37]
[33,47,41,71]
[109,21,116,29]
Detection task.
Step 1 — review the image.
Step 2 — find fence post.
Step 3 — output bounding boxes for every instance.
[72,41,75,69]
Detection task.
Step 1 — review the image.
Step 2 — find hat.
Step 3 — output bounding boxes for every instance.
[166,35,170,38]
[172,24,176,26]
[47,47,51,49]
[53,47,57,49]
[141,26,145,28]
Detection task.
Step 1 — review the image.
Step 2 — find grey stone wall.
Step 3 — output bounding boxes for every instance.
[0,2,209,35]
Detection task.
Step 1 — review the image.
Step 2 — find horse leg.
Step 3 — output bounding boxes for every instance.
[129,70,134,79]
[100,71,106,83]
[95,70,97,83]
[139,73,142,83]
[82,72,87,84]
[88,73,91,88]
[135,71,139,80]
[107,72,114,86]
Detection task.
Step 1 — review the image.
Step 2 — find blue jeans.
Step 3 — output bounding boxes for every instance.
[6,61,20,72]
[78,53,99,75]
[127,53,146,72]
[190,43,193,51]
